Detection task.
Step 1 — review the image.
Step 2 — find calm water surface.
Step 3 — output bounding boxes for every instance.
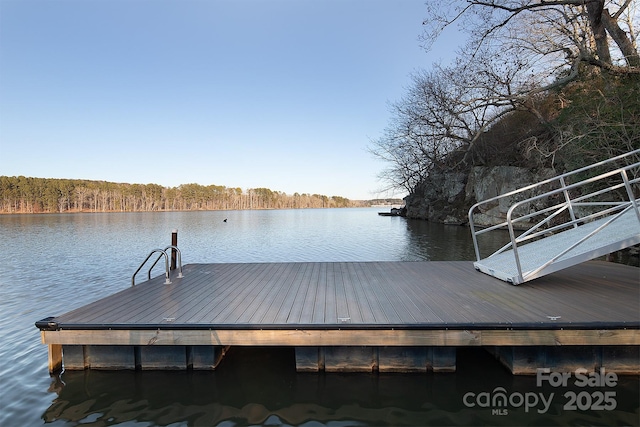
[0,208,637,426]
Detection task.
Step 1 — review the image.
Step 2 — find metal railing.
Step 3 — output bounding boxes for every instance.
[131,246,184,287]
[148,245,183,280]
[468,149,640,283]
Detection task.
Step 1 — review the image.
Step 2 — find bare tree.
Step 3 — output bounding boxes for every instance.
[370,47,545,192]
[371,1,639,194]
[422,1,639,83]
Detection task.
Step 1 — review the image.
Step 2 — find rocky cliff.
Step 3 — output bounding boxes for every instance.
[404,166,556,226]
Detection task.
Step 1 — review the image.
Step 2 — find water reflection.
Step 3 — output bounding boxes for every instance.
[401,219,513,262]
[44,348,639,426]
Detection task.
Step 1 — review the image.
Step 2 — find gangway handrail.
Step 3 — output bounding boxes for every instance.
[132,249,172,287]
[508,199,637,283]
[469,149,640,218]
[468,148,640,284]
[471,159,640,236]
[470,160,640,257]
[487,199,633,260]
[478,202,629,261]
[147,245,184,280]
[511,202,630,248]
[523,204,636,281]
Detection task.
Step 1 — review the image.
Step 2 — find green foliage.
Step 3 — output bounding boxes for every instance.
[457,74,639,174]
[551,75,640,172]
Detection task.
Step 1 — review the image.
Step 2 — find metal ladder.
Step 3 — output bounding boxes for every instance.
[469,149,640,285]
[131,245,184,287]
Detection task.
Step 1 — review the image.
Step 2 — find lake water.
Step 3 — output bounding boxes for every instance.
[0,208,637,426]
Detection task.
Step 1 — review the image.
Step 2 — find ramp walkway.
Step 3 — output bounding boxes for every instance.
[469,149,640,284]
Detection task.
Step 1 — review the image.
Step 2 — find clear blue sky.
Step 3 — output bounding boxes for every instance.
[0,0,461,200]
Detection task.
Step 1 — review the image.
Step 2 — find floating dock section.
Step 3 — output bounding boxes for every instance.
[36,260,639,375]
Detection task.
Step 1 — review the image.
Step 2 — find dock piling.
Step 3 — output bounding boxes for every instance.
[47,344,62,374]
[170,229,178,270]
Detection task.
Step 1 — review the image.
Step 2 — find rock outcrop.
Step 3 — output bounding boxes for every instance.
[404,166,556,226]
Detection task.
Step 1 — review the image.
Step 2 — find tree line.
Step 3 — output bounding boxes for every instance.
[0,176,362,213]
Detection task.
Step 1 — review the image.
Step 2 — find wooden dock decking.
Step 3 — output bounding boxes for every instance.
[37,260,640,373]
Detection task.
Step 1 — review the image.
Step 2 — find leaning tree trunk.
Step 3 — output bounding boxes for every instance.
[586,0,612,65]
[602,8,640,68]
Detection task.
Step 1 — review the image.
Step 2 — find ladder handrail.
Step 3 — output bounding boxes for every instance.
[132,248,172,287]
[469,149,640,278]
[147,245,184,280]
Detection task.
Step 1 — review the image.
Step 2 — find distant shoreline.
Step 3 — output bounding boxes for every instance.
[0,175,404,214]
[0,205,395,215]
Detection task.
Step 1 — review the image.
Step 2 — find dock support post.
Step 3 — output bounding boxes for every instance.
[189,345,229,370]
[140,346,186,370]
[324,346,377,372]
[430,347,457,372]
[170,229,178,270]
[486,346,640,375]
[86,345,136,370]
[295,347,324,372]
[295,346,457,373]
[602,346,640,375]
[62,345,87,369]
[379,347,428,372]
[47,344,62,374]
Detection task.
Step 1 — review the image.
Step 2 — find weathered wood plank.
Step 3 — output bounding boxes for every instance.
[294,347,321,372]
[237,263,296,323]
[323,263,337,324]
[488,345,640,375]
[311,263,328,324]
[295,346,459,373]
[272,263,309,324]
[333,263,350,323]
[61,345,86,369]
[85,345,135,369]
[430,347,457,372]
[47,344,63,373]
[353,262,383,323]
[189,263,269,324]
[324,346,376,372]
[42,328,640,347]
[371,263,404,321]
[189,345,228,370]
[298,263,325,324]
[341,263,367,323]
[378,347,428,372]
[601,346,640,375]
[211,263,281,323]
[139,346,187,370]
[353,262,376,324]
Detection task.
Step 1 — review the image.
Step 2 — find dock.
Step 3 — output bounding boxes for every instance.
[37,260,639,374]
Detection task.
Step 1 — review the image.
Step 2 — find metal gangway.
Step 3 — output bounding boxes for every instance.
[469,149,640,285]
